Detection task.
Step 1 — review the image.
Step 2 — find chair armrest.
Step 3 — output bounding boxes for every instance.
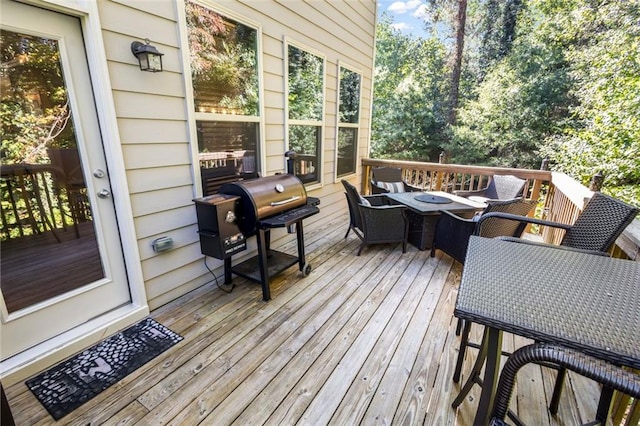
[370,180,389,194]
[363,194,389,206]
[477,212,573,232]
[403,182,422,192]
[496,237,610,256]
[454,188,488,198]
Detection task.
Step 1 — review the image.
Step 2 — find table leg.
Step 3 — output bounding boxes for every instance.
[453,326,489,408]
[474,327,503,426]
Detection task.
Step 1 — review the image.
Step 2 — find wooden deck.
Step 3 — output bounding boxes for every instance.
[4,212,604,425]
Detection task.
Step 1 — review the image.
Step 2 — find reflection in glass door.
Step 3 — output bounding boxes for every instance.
[0,30,105,313]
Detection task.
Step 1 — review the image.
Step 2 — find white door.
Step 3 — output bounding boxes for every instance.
[0,1,131,359]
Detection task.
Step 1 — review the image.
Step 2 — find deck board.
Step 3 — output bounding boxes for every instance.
[4,212,606,425]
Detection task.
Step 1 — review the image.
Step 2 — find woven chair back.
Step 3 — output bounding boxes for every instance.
[562,192,639,252]
[342,180,364,230]
[485,175,526,200]
[371,167,403,183]
[477,198,537,238]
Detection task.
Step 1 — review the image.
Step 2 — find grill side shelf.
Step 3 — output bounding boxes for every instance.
[258,205,319,229]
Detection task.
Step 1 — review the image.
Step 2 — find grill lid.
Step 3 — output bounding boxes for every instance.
[220,174,307,235]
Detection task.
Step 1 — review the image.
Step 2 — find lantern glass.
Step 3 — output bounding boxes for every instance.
[131,40,163,72]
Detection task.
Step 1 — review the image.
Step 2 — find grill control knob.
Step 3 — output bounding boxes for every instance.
[275,184,285,193]
[225,210,236,223]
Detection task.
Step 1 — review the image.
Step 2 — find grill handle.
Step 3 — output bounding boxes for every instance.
[270,196,301,206]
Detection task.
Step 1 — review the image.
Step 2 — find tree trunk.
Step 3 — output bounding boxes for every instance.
[448,0,467,126]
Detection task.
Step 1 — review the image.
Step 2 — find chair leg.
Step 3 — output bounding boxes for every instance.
[402,241,407,253]
[455,318,463,336]
[430,246,436,258]
[453,320,472,383]
[357,243,365,256]
[549,367,566,415]
[344,225,351,239]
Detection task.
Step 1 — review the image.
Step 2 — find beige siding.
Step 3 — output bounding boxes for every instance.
[99,0,376,309]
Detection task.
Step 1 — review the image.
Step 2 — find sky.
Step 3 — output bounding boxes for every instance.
[377,0,430,39]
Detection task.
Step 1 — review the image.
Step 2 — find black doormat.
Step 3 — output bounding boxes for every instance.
[25,318,183,420]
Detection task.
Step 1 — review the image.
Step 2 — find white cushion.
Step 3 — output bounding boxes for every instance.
[376,181,405,193]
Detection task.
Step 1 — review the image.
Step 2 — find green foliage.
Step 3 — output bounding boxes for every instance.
[288,45,324,121]
[372,17,449,161]
[539,0,640,194]
[186,0,258,115]
[339,67,361,124]
[1,30,74,164]
[447,23,574,168]
[373,0,639,205]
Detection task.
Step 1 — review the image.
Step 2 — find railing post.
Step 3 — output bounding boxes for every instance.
[362,162,371,194]
[589,171,604,191]
[540,157,549,171]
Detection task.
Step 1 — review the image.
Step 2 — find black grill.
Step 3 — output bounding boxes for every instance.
[194,171,319,301]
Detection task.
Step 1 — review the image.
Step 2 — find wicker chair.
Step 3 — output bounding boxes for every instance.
[430,197,537,265]
[489,343,640,426]
[428,197,537,388]
[479,191,639,412]
[455,174,526,203]
[370,167,420,194]
[342,179,409,256]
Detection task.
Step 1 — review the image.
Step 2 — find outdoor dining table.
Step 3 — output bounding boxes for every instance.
[384,191,486,250]
[454,236,640,425]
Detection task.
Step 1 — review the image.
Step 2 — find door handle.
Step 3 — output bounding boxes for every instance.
[97,189,111,198]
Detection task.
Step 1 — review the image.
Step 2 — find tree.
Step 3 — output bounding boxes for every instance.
[477,0,523,79]
[538,0,640,202]
[371,17,449,161]
[1,30,74,165]
[445,1,574,168]
[448,0,467,125]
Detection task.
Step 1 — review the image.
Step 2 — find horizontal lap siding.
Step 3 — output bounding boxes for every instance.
[99,0,375,310]
[99,0,198,309]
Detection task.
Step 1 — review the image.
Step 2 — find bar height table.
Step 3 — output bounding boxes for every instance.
[454,236,640,425]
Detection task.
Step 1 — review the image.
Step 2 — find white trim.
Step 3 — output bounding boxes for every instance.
[177,0,266,196]
[283,37,326,186]
[0,0,148,376]
[334,60,363,182]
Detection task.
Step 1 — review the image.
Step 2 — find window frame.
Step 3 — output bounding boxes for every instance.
[334,60,363,181]
[284,37,326,188]
[181,0,265,196]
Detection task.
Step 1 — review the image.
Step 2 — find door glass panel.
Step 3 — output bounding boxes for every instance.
[0,30,104,313]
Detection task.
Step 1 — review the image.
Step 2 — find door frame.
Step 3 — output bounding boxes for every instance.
[0,0,148,386]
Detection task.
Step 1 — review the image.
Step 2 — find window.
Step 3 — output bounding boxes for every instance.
[336,64,361,177]
[186,1,260,195]
[286,43,325,185]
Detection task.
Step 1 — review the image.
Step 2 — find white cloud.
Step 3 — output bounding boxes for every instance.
[391,22,412,31]
[388,0,422,14]
[413,4,430,20]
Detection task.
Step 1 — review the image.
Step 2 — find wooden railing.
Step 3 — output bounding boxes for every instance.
[361,158,640,260]
[0,163,87,241]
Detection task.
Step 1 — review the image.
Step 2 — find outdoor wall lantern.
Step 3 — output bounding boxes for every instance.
[131,39,163,72]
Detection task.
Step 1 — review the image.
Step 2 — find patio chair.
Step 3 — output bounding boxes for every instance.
[342,179,409,256]
[454,174,526,203]
[428,197,537,387]
[430,197,537,265]
[370,167,420,194]
[489,343,640,426]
